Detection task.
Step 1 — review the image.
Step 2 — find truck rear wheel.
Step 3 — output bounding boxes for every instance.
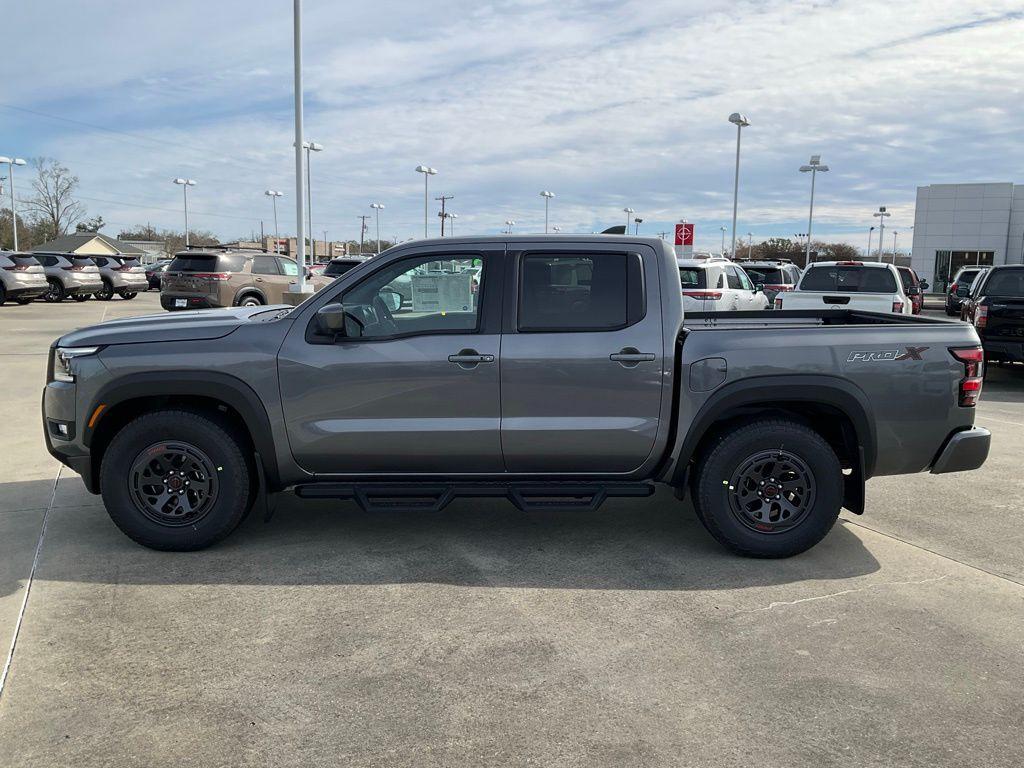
[692,419,843,558]
[99,409,252,551]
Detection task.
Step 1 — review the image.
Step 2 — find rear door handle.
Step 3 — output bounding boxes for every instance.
[610,349,656,366]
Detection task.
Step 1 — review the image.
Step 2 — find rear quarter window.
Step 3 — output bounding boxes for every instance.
[678,268,706,288]
[800,266,897,293]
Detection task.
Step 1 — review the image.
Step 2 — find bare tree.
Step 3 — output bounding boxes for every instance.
[24,158,86,239]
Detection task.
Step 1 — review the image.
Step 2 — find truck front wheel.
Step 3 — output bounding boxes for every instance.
[99,409,252,551]
[692,419,843,558]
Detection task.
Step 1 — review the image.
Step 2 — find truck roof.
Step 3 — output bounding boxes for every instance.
[806,260,892,268]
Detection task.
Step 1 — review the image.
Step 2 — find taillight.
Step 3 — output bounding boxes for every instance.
[974,305,988,329]
[774,296,783,309]
[765,284,792,292]
[891,300,904,313]
[950,282,958,294]
[682,291,723,300]
[949,347,984,407]
[2,265,21,271]
[192,272,231,281]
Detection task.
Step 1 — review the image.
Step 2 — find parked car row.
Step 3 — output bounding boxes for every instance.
[0,250,147,305]
[679,256,930,316]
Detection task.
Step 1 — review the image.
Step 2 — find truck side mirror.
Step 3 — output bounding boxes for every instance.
[920,280,930,291]
[316,303,347,336]
[754,283,764,293]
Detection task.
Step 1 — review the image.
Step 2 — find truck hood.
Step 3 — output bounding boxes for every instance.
[57,306,286,347]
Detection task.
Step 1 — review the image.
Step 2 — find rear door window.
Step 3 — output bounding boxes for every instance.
[800,266,897,293]
[725,266,743,290]
[253,256,279,275]
[519,253,642,332]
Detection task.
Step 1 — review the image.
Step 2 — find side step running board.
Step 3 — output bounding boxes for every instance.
[293,481,655,514]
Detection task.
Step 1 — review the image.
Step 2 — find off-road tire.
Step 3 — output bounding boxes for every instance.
[100,409,252,551]
[693,418,843,558]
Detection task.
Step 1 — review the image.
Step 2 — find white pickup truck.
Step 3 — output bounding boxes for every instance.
[774,261,912,314]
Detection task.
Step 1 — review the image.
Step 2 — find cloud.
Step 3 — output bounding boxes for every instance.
[3,0,1022,251]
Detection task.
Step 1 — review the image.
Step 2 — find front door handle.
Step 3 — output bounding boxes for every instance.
[610,348,656,367]
[448,349,495,367]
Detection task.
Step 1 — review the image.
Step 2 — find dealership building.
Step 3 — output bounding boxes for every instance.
[911,182,1024,292]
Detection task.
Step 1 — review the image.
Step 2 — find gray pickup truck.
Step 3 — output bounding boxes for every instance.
[43,236,991,557]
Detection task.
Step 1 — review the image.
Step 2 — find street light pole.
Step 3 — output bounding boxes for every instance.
[799,155,829,264]
[633,217,643,235]
[357,215,370,254]
[370,202,384,254]
[415,166,437,238]
[505,220,515,235]
[265,190,283,253]
[747,232,753,258]
[719,225,726,255]
[892,231,899,263]
[301,141,322,261]
[866,226,875,258]
[728,112,750,259]
[623,207,634,231]
[292,0,308,292]
[172,178,196,246]
[448,213,458,236]
[540,190,555,233]
[873,206,891,261]
[0,157,27,250]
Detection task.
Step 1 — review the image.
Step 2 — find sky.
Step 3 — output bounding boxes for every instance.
[3,0,1023,253]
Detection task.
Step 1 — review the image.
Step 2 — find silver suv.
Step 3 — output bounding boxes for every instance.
[0,251,48,305]
[91,255,148,301]
[34,253,104,303]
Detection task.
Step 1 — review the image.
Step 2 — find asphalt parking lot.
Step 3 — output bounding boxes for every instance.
[1,293,1022,767]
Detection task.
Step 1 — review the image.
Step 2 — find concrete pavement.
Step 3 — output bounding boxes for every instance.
[1,294,1022,766]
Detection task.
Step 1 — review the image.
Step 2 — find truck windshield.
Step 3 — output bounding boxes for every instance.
[679,268,706,288]
[982,270,1024,296]
[800,266,897,293]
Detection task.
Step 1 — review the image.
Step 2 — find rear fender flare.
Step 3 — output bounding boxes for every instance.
[672,375,877,484]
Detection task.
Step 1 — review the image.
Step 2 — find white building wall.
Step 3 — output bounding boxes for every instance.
[910,182,1016,288]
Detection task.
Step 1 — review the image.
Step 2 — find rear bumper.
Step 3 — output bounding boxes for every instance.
[161,294,218,310]
[982,340,1024,362]
[6,284,48,298]
[930,427,991,474]
[67,280,104,296]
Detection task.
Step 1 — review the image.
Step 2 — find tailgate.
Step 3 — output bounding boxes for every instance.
[162,271,216,295]
[986,296,1024,338]
[780,291,896,312]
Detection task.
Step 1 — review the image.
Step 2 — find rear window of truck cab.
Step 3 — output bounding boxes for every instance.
[800,265,897,293]
[982,269,1024,297]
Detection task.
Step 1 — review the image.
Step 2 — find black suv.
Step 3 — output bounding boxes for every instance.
[961,265,1024,363]
[946,266,986,316]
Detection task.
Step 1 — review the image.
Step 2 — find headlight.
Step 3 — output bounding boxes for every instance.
[53,346,100,383]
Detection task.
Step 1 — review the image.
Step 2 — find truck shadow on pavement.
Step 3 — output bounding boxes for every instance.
[2,482,880,598]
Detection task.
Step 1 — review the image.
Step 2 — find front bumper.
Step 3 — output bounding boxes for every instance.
[930,427,991,474]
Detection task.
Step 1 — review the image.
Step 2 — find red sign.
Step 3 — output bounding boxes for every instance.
[674,223,694,246]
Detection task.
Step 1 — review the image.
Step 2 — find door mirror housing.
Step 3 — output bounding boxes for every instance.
[754,283,764,293]
[906,286,920,296]
[315,303,347,337]
[920,280,930,291]
[378,288,403,313]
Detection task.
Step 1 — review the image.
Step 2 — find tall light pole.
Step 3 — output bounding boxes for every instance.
[892,231,899,263]
[866,226,875,258]
[552,225,561,233]
[504,220,515,234]
[623,207,634,231]
[0,157,26,251]
[172,178,196,246]
[747,232,753,258]
[799,155,829,264]
[264,190,283,253]
[540,190,555,233]
[370,202,384,254]
[448,213,458,236]
[633,217,643,235]
[728,112,750,259]
[301,140,322,261]
[357,215,370,254]
[719,225,726,255]
[873,206,891,261]
[415,165,437,237]
[292,0,308,292]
